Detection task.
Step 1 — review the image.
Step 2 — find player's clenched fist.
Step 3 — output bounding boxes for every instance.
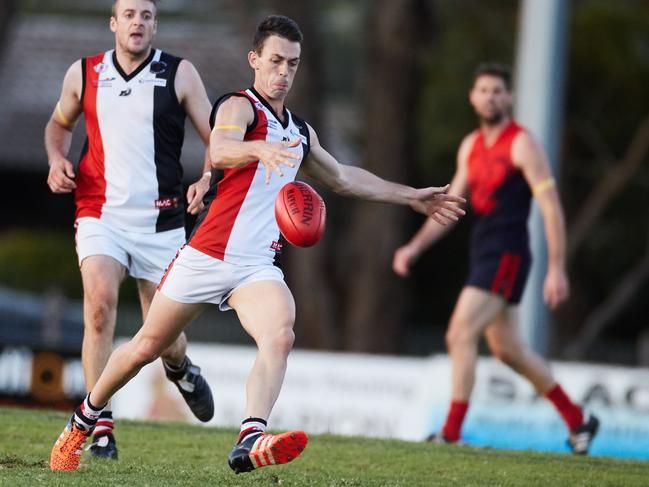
[47,157,76,193]
[392,244,419,277]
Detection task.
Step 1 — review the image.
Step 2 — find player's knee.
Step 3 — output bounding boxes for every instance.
[445,323,474,351]
[84,289,117,333]
[86,283,119,309]
[130,337,162,368]
[271,327,295,357]
[84,298,117,335]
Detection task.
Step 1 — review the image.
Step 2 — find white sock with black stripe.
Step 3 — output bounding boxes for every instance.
[238,417,267,443]
[73,393,105,432]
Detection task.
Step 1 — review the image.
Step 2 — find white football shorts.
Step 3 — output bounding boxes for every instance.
[158,244,285,311]
[75,217,185,284]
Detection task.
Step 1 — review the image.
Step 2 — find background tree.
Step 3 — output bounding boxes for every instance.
[555,1,649,362]
[0,0,15,53]
[337,0,436,352]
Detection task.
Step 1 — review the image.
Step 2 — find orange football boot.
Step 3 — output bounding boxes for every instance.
[228,430,308,474]
[50,421,90,471]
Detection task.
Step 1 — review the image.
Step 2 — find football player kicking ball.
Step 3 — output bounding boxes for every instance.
[50,15,465,473]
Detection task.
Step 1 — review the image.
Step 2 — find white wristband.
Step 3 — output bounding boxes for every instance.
[202,171,211,178]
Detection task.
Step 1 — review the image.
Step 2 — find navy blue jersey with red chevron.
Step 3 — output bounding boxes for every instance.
[467,120,531,258]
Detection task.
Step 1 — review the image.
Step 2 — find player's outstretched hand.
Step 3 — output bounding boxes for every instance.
[544,266,570,310]
[256,138,301,184]
[410,185,466,225]
[393,244,419,277]
[47,157,76,193]
[186,172,211,215]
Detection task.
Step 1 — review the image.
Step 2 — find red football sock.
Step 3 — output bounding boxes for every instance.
[441,400,469,442]
[545,384,583,431]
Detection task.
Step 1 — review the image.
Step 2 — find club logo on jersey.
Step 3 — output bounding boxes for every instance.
[155,196,182,209]
[93,62,108,74]
[150,61,167,74]
[119,88,132,97]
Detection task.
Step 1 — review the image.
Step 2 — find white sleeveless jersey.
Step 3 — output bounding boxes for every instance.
[75,49,186,233]
[188,88,311,266]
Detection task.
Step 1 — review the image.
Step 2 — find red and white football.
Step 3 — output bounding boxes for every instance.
[275,181,326,247]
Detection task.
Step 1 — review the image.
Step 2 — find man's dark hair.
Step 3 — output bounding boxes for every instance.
[473,63,512,91]
[112,0,159,18]
[253,15,303,54]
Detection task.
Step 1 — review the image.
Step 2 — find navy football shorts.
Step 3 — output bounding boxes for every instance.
[466,250,532,304]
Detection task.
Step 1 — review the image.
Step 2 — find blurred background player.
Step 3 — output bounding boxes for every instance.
[49,14,466,473]
[44,0,215,460]
[392,63,599,454]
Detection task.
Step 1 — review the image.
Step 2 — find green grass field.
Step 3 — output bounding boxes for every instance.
[1,406,648,486]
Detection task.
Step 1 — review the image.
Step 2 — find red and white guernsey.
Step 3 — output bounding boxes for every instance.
[188,88,311,266]
[76,49,187,233]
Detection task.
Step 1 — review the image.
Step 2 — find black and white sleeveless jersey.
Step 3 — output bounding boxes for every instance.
[76,48,186,233]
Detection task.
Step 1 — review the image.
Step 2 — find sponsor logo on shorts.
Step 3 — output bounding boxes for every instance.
[270,241,283,252]
[155,196,182,209]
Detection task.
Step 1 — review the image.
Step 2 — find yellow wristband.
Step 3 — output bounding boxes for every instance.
[532,178,555,195]
[56,101,75,128]
[214,124,245,134]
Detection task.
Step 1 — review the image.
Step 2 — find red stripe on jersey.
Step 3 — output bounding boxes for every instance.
[189,106,269,260]
[75,53,107,221]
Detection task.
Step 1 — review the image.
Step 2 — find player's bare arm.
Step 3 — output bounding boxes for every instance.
[392,133,474,277]
[175,59,212,214]
[209,96,300,184]
[513,131,569,309]
[45,60,83,193]
[301,124,465,221]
